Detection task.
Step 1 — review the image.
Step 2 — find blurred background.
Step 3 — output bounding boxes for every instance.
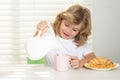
[0,0,119,64]
[92,0,120,63]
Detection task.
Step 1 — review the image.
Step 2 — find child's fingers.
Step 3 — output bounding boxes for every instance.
[37,21,48,31]
[71,56,78,60]
[70,62,79,69]
[72,65,79,69]
[70,59,79,65]
[70,57,80,69]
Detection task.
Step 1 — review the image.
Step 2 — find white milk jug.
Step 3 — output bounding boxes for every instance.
[25,23,58,60]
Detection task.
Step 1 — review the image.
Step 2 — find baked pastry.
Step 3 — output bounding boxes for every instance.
[87,56,115,68]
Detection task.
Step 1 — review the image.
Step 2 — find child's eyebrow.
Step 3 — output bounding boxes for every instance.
[73,25,81,30]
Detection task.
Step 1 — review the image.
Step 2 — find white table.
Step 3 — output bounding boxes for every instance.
[0,64,120,80]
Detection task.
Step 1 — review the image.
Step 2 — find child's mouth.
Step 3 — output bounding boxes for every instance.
[63,32,70,37]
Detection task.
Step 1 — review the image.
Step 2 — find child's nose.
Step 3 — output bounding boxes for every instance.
[66,28,72,33]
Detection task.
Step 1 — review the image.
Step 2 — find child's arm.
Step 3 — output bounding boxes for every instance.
[79,52,96,68]
[70,52,96,69]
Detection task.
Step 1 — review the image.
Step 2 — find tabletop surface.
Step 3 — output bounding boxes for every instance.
[0,64,120,80]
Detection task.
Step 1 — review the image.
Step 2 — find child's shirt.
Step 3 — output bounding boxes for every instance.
[45,35,93,65]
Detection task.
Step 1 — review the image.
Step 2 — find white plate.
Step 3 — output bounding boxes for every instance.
[84,63,119,70]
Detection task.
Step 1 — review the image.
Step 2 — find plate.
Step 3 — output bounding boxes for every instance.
[84,63,119,70]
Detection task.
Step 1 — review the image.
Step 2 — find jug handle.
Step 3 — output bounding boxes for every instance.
[48,22,55,36]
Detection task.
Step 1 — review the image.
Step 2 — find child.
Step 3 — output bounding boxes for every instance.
[34,4,96,69]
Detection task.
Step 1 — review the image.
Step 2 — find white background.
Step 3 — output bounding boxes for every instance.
[92,0,120,63]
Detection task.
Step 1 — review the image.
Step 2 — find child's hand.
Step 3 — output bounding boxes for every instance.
[33,21,49,37]
[70,56,80,69]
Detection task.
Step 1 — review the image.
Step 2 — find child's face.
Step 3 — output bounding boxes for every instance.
[59,20,82,39]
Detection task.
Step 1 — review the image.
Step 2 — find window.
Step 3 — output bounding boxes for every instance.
[0,0,92,64]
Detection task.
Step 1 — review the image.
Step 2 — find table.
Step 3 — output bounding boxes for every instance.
[0,64,120,80]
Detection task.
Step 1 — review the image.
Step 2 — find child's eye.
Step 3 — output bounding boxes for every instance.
[73,29,78,32]
[65,23,69,27]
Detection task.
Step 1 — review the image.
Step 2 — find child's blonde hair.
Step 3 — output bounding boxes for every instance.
[52,4,92,47]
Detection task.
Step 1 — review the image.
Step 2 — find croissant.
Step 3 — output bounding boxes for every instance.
[87,56,115,68]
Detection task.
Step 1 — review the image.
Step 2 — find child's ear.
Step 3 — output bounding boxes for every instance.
[33,31,39,37]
